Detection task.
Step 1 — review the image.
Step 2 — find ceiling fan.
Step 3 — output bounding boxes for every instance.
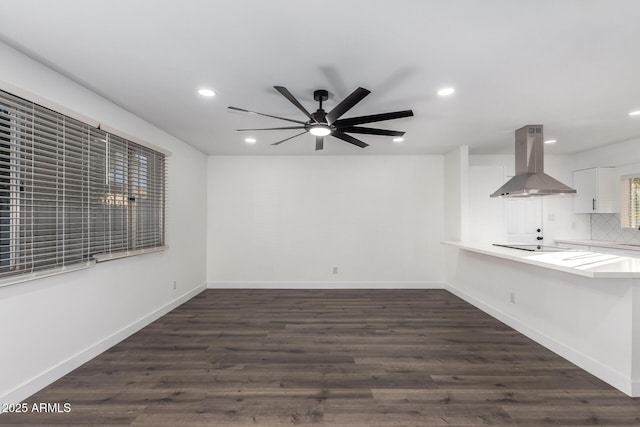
[228,86,414,150]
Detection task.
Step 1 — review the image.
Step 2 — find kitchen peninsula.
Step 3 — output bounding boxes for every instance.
[443,241,640,397]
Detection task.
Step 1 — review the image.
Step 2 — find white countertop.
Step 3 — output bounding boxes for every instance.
[555,238,640,252]
[442,241,640,278]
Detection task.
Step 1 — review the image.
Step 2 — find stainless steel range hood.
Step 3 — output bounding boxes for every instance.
[490,125,576,198]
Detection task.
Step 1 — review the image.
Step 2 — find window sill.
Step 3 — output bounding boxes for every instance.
[93,246,168,263]
[0,261,96,289]
[0,246,168,289]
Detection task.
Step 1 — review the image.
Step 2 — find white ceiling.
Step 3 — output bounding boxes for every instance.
[1,0,639,155]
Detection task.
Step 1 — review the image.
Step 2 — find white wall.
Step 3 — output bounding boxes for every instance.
[467,139,640,245]
[468,165,506,242]
[445,140,640,395]
[469,154,591,243]
[573,138,640,171]
[444,245,638,396]
[444,146,469,241]
[573,138,640,211]
[0,42,207,404]
[207,155,444,287]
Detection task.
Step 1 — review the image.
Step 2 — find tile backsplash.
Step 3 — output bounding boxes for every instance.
[591,214,640,243]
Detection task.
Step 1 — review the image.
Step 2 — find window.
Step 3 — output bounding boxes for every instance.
[0,89,166,282]
[620,175,640,229]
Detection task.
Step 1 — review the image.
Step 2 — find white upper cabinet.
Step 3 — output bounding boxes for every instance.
[572,167,618,213]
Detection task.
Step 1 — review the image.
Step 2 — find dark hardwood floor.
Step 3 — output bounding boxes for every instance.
[3,289,640,426]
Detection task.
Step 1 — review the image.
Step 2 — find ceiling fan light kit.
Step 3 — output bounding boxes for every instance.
[309,124,331,137]
[229,86,413,150]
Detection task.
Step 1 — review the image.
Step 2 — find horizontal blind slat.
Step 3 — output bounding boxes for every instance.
[0,89,166,281]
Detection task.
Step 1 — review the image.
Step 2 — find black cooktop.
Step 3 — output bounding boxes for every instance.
[492,243,566,252]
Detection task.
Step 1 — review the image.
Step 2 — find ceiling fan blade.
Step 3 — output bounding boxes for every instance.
[236,126,306,131]
[332,131,369,148]
[334,110,414,127]
[326,87,371,125]
[315,136,324,151]
[270,131,308,146]
[273,86,315,121]
[340,126,405,137]
[228,106,306,125]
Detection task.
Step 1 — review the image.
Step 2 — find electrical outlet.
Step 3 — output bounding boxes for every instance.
[510,292,516,304]
[332,266,338,275]
[173,280,177,290]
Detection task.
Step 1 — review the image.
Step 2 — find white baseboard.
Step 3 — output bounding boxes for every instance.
[207,281,445,289]
[0,283,207,406]
[444,282,637,397]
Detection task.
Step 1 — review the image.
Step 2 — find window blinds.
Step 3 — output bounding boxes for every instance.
[620,176,640,229]
[0,89,166,281]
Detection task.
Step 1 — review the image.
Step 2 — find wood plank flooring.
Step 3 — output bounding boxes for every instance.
[3,289,640,426]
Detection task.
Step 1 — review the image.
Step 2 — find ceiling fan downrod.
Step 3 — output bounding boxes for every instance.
[312,89,329,124]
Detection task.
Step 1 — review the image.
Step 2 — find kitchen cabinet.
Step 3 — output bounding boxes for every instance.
[592,245,627,255]
[572,167,618,213]
[556,242,589,250]
[622,249,640,258]
[588,246,640,258]
[556,241,640,258]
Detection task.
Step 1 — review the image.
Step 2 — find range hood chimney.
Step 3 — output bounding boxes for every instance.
[490,125,576,198]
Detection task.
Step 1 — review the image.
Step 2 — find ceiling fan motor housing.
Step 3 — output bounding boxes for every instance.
[311,110,328,124]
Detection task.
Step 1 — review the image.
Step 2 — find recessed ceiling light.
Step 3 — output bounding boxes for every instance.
[544,139,557,144]
[244,137,256,144]
[198,88,216,97]
[437,87,455,96]
[629,110,640,116]
[393,137,404,143]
